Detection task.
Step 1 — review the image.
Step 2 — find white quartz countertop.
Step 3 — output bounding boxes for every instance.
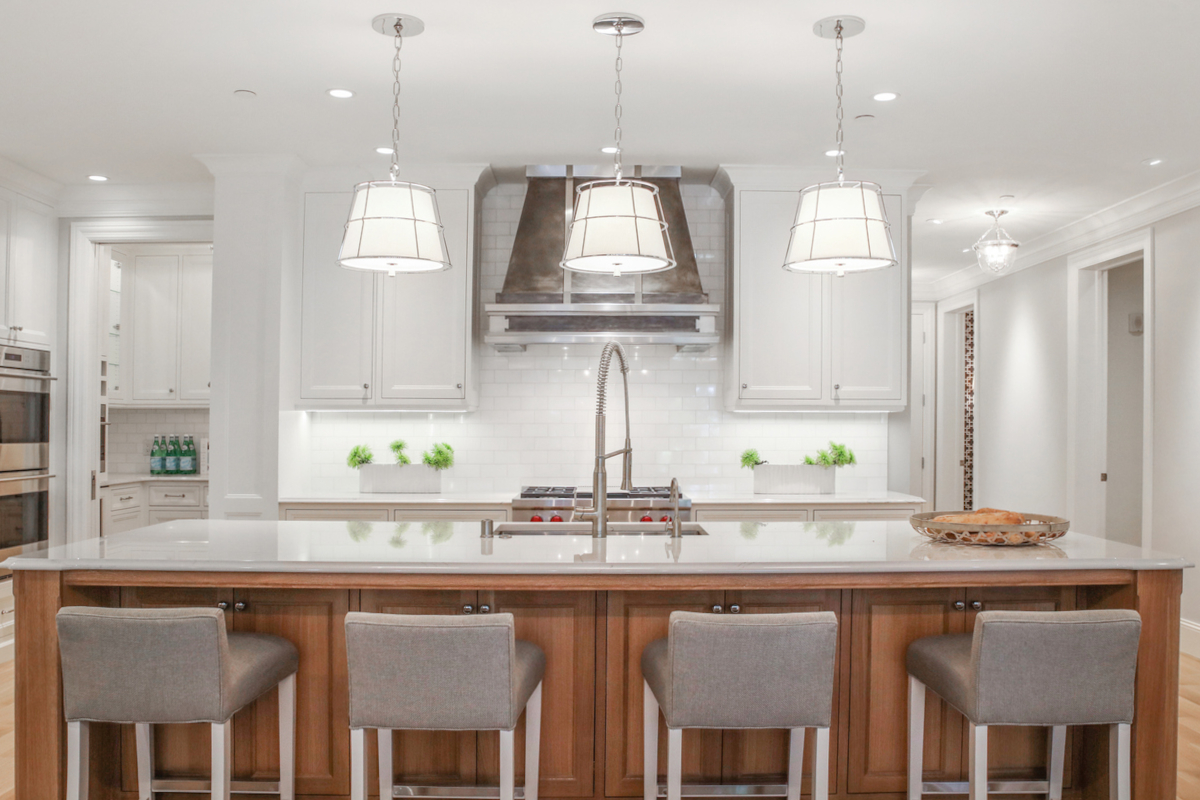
[278,492,513,505]
[6,519,1189,575]
[276,491,923,506]
[103,474,209,487]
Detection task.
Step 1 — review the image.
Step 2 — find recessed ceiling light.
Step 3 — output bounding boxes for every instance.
[1141,157,1164,166]
[928,219,943,225]
[232,89,257,98]
[825,149,844,157]
[376,147,394,155]
[327,88,355,99]
[873,92,899,102]
[88,175,108,182]
[600,146,620,154]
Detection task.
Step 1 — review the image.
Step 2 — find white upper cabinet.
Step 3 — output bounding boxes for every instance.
[721,167,914,411]
[299,192,375,400]
[178,254,212,401]
[0,187,57,351]
[378,189,469,400]
[294,173,480,410]
[130,255,180,401]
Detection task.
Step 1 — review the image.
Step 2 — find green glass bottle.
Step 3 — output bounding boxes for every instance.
[165,435,180,474]
[150,436,164,475]
[181,435,196,475]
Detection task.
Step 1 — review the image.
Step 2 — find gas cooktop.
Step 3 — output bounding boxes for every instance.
[519,486,678,499]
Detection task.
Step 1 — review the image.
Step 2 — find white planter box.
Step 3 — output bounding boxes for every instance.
[358,464,442,494]
[753,464,836,495]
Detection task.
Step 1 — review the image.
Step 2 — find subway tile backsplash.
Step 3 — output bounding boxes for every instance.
[295,183,889,497]
[109,408,209,474]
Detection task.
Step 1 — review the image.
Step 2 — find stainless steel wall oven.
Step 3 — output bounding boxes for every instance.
[0,346,52,576]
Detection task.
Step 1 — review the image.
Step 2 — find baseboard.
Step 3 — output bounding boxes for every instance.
[1181,617,1200,659]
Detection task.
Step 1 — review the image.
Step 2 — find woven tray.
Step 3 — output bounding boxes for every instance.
[910,511,1070,546]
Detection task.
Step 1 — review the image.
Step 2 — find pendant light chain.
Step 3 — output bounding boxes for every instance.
[612,23,624,181]
[834,21,845,183]
[390,20,404,181]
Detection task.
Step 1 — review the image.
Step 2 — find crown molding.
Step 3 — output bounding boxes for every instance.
[0,155,61,205]
[715,165,928,194]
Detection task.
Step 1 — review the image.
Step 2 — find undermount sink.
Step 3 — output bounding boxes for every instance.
[491,521,708,537]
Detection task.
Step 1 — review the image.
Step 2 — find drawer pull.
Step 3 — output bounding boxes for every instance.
[119,496,134,502]
[217,601,229,610]
[234,601,247,612]
[953,601,966,611]
[163,493,186,498]
[970,601,983,611]
[462,605,474,615]
[728,604,741,614]
[711,605,723,614]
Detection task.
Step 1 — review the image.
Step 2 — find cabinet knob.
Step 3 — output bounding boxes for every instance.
[216,601,229,610]
[711,604,724,614]
[462,604,474,615]
[168,388,174,393]
[456,383,463,389]
[234,601,247,612]
[741,383,748,389]
[970,601,983,611]
[728,604,741,614]
[953,601,966,611]
[834,384,840,391]
[479,604,491,614]
[363,383,370,390]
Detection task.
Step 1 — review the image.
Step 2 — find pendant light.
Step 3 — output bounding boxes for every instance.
[339,14,451,277]
[973,209,1020,274]
[561,13,675,277]
[784,16,896,277]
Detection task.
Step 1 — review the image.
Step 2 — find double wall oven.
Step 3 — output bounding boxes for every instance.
[0,345,51,577]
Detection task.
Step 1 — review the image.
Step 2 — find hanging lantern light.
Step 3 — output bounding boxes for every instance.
[784,16,896,277]
[561,13,675,277]
[973,209,1020,274]
[339,14,451,277]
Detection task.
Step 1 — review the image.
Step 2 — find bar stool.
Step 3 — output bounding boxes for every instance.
[641,611,839,800]
[56,606,299,800]
[345,612,545,800]
[906,609,1141,800]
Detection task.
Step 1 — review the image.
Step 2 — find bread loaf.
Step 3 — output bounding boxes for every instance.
[933,508,1026,525]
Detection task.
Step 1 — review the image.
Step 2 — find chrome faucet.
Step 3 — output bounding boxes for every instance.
[575,342,633,538]
[667,478,682,538]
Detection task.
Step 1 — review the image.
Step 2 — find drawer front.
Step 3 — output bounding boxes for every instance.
[812,506,919,521]
[200,484,209,507]
[108,509,144,535]
[110,485,143,511]
[283,508,390,521]
[148,509,205,525]
[149,485,202,507]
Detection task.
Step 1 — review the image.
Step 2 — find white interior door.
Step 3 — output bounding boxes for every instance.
[178,253,212,401]
[131,255,180,401]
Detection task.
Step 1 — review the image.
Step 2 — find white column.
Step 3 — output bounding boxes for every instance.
[195,155,303,520]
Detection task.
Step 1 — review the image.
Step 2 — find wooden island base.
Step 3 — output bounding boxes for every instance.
[14,568,1181,800]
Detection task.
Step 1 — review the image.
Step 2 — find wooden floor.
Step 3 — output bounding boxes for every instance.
[0,655,1192,799]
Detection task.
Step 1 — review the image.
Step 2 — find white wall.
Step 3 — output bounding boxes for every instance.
[286,182,890,498]
[1105,261,1143,546]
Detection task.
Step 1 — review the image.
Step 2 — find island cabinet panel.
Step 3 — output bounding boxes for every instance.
[846,588,967,794]
[478,591,597,797]
[720,590,843,794]
[605,591,726,796]
[359,590,480,790]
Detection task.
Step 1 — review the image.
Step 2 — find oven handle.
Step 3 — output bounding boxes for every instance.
[0,370,54,381]
[0,473,54,484]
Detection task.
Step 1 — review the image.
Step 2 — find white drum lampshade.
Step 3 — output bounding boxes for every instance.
[561,179,676,276]
[338,180,451,275]
[784,180,896,275]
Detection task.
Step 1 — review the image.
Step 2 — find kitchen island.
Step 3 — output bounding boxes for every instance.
[8,519,1188,800]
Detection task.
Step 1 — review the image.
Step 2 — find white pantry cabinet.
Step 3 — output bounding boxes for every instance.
[297,185,477,409]
[0,187,57,350]
[721,167,914,411]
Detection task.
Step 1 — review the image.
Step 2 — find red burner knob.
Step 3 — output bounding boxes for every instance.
[660,515,672,523]
[550,515,563,522]
[640,515,654,522]
[530,515,543,522]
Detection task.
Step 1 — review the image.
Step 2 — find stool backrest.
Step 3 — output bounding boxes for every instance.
[972,609,1141,725]
[664,610,838,729]
[57,606,230,723]
[345,611,520,730]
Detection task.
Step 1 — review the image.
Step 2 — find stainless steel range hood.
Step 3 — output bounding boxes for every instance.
[484,166,720,352]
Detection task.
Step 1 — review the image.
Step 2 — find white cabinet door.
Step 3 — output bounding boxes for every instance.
[8,196,56,349]
[737,190,825,401]
[830,194,905,402]
[377,189,469,400]
[300,192,375,400]
[178,254,212,401]
[131,255,180,401]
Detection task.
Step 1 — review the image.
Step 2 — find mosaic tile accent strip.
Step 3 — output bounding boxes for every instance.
[963,309,975,511]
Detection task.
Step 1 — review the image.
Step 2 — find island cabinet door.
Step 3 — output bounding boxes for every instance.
[359,590,480,790]
[605,591,726,797]
[118,586,235,792]
[231,589,351,797]
[720,590,843,794]
[478,591,597,797]
[846,588,968,794]
[963,586,1078,788]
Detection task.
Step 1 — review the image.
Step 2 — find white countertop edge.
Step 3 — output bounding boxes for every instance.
[104,474,209,486]
[276,492,925,506]
[278,494,513,505]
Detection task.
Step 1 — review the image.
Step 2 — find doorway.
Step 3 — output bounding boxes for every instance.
[935,291,978,511]
[1104,261,1144,546]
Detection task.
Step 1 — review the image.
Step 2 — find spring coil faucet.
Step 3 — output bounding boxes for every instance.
[576,342,633,537]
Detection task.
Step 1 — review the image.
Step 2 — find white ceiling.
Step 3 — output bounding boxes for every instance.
[1,1,1197,279]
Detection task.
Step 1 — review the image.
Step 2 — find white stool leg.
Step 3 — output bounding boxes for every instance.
[135,723,154,800]
[350,728,367,800]
[525,682,543,800]
[1048,725,1067,800]
[378,729,393,800]
[908,677,925,800]
[500,729,515,800]
[643,680,659,800]
[666,728,682,800]
[279,673,296,800]
[786,728,805,800]
[813,727,830,800]
[1109,723,1131,800]
[211,720,231,800]
[968,724,987,800]
[67,721,89,800]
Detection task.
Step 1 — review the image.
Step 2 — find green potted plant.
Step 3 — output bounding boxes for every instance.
[353,439,452,494]
[741,441,856,495]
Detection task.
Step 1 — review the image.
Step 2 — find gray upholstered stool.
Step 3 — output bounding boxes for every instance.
[641,611,839,800]
[56,606,299,800]
[906,609,1141,800]
[345,612,546,800]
